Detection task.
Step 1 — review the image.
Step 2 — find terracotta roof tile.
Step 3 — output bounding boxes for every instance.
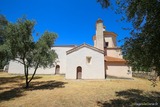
[96,18,103,23]
[103,31,117,37]
[104,56,126,63]
[93,31,117,40]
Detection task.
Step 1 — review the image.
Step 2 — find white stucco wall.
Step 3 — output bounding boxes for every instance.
[93,40,96,47]
[8,60,24,74]
[8,46,74,74]
[106,49,123,58]
[104,36,116,48]
[66,47,105,79]
[106,63,132,78]
[8,60,55,74]
[52,46,74,74]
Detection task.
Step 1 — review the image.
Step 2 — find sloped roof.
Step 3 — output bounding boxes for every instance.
[96,18,103,23]
[66,43,104,55]
[53,45,77,47]
[107,47,122,49]
[103,31,117,37]
[93,31,117,40]
[104,56,126,63]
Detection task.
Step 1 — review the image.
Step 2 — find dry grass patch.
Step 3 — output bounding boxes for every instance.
[0,72,160,107]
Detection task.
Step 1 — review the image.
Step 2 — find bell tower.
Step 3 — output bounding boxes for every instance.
[95,18,104,50]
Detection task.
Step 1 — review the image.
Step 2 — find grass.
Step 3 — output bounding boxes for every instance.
[0,72,160,107]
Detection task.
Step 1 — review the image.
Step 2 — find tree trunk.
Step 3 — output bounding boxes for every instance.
[25,66,29,88]
[25,81,29,88]
[28,63,39,84]
[23,59,29,88]
[25,68,29,88]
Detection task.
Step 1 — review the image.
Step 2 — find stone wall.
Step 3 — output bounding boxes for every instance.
[133,71,157,79]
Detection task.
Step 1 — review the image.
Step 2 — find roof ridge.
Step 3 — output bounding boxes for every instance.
[52,45,77,47]
[66,43,104,55]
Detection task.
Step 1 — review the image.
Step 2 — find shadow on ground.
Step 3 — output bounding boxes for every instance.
[97,89,160,107]
[0,76,42,86]
[28,80,67,90]
[0,80,67,102]
[0,87,25,102]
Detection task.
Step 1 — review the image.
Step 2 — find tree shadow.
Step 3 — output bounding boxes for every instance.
[0,76,42,86]
[0,87,25,102]
[0,80,67,102]
[97,89,160,107]
[27,80,67,90]
[0,76,24,86]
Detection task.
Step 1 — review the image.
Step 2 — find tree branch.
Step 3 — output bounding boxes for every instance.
[28,62,39,83]
[14,59,24,65]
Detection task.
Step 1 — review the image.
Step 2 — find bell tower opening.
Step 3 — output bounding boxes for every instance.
[105,42,109,48]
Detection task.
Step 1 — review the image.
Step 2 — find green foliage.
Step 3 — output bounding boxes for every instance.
[0,15,9,69]
[119,0,160,74]
[30,31,58,68]
[116,0,160,30]
[6,17,35,59]
[98,0,160,76]
[6,17,58,88]
[97,0,110,8]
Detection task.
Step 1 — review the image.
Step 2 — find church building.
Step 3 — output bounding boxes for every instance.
[8,19,132,79]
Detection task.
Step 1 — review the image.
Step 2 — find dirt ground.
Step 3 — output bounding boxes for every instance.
[0,72,160,107]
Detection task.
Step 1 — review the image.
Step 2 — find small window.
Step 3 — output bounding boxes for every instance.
[105,42,109,48]
[86,56,92,64]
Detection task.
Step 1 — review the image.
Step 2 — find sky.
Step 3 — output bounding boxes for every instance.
[0,0,132,47]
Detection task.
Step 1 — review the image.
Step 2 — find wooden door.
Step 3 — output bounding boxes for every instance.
[55,65,60,74]
[77,66,82,79]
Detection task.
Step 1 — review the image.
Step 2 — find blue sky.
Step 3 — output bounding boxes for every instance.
[0,0,131,46]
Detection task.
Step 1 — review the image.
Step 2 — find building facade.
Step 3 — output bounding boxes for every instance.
[8,19,132,79]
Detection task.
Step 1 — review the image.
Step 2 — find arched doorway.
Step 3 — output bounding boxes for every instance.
[55,65,60,74]
[76,66,82,79]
